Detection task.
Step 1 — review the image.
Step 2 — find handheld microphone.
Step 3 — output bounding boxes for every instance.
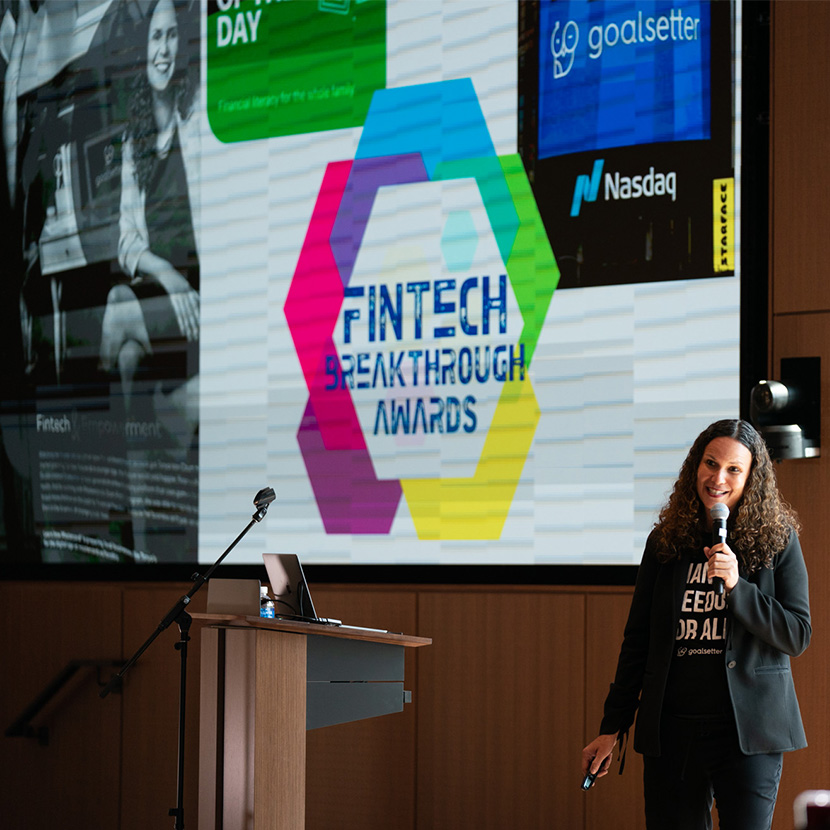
[710,502,729,596]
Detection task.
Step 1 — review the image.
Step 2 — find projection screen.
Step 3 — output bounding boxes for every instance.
[0,0,744,568]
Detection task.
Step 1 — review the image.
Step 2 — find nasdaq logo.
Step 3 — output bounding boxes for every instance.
[570,159,604,217]
[571,159,678,216]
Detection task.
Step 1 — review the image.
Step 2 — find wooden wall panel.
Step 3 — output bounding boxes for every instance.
[769,314,830,826]
[771,0,830,315]
[416,589,586,830]
[0,583,123,829]
[119,584,208,830]
[2,573,821,830]
[584,590,645,830]
[769,2,830,827]
[304,588,419,830]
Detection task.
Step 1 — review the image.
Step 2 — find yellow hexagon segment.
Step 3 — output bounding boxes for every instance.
[400,376,540,539]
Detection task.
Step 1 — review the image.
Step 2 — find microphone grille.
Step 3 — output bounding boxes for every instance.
[710,502,730,521]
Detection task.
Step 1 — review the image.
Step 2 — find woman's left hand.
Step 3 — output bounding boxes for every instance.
[704,541,740,594]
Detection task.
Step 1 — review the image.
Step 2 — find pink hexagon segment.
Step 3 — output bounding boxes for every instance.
[285,160,353,391]
[287,159,402,531]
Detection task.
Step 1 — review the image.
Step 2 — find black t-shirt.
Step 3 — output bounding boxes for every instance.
[662,552,731,716]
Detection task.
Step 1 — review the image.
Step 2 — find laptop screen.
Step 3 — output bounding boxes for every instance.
[262,553,318,621]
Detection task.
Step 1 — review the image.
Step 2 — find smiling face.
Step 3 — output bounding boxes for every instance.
[696,436,753,520]
[146,0,178,94]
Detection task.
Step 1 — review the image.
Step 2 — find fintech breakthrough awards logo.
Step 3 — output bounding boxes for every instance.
[285,79,558,539]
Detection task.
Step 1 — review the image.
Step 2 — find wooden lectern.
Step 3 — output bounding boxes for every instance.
[194,614,431,830]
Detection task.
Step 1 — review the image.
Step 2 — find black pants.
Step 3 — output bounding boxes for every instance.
[642,714,783,830]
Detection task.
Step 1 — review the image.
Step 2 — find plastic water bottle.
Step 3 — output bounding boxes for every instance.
[260,586,275,618]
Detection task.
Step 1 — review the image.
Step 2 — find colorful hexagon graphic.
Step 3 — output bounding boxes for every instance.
[284,78,559,538]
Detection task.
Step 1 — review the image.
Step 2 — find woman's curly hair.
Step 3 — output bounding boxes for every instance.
[654,419,799,573]
[126,0,196,194]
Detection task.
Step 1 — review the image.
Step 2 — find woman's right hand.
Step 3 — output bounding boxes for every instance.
[155,266,199,343]
[135,252,200,342]
[581,733,617,779]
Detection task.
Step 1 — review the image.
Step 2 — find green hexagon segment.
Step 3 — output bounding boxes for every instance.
[499,154,559,365]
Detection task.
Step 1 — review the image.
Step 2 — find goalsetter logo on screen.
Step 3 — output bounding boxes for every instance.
[285,80,558,539]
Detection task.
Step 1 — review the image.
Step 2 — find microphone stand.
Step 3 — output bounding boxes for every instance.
[100,487,276,830]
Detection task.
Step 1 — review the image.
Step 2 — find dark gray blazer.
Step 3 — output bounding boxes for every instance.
[600,528,811,756]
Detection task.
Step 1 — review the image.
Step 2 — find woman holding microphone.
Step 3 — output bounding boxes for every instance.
[582,419,811,830]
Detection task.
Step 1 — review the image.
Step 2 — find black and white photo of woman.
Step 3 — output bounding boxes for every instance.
[100,0,199,423]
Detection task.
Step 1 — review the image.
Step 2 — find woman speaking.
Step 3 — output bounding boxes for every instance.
[582,419,811,830]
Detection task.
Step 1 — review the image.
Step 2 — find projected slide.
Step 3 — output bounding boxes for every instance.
[0,0,741,568]
[519,0,734,290]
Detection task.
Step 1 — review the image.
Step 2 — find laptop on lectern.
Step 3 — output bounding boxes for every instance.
[262,553,319,621]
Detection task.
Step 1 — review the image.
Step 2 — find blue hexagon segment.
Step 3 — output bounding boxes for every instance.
[441,210,478,273]
[356,79,495,177]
